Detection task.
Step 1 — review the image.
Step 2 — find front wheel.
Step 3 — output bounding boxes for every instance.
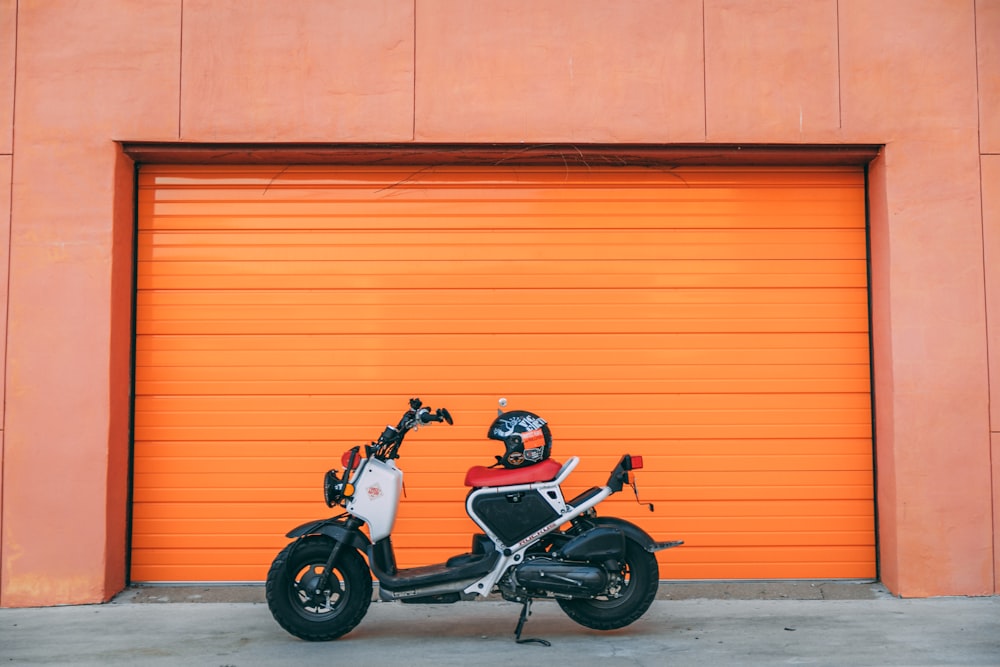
[266,536,372,641]
[557,538,658,631]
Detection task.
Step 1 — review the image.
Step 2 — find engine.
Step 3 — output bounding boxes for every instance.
[502,556,611,599]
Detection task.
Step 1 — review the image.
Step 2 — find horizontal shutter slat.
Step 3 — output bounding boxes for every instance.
[132,165,874,582]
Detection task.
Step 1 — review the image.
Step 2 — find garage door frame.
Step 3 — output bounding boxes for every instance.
[124,142,882,584]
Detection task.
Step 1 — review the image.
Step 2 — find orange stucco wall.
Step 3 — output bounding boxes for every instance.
[0,0,997,605]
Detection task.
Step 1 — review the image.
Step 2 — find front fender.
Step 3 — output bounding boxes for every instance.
[286,517,371,552]
[589,516,683,553]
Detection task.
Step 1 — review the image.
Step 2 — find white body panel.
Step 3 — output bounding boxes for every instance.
[345,454,616,600]
[460,456,614,597]
[346,458,403,542]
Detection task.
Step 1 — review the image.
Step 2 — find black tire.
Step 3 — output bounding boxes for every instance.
[266,537,372,641]
[556,538,659,631]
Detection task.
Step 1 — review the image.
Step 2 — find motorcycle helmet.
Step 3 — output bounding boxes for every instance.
[487,410,552,468]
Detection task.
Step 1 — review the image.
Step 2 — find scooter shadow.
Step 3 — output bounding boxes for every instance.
[341,600,667,644]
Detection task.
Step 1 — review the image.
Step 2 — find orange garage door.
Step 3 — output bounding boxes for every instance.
[132,164,874,582]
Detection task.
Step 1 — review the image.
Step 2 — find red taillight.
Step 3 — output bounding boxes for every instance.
[630,455,644,470]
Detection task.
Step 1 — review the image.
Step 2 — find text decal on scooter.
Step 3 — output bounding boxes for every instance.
[515,518,561,549]
[367,483,383,500]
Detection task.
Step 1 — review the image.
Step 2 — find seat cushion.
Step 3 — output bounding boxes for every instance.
[464,458,563,488]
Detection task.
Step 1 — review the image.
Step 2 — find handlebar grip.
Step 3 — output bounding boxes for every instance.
[417,407,453,425]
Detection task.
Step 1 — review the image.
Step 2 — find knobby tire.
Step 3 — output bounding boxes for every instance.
[265,537,372,641]
[556,538,659,631]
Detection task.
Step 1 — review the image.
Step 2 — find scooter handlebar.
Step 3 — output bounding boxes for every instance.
[417,407,454,425]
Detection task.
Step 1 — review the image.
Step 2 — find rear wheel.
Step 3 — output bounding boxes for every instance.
[266,537,372,641]
[557,538,658,630]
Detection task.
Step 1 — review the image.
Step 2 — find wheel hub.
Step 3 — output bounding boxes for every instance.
[296,569,341,611]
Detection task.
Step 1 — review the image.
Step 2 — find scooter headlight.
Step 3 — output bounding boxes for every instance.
[323,469,342,507]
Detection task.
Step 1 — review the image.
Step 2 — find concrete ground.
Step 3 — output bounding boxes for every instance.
[116,580,885,603]
[1,583,998,666]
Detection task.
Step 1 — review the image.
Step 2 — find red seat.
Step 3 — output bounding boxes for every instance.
[464,458,563,488]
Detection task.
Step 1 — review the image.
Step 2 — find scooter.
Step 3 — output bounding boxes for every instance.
[265,398,682,645]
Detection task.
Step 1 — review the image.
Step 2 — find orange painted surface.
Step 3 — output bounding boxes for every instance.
[1,0,997,606]
[983,116,1000,456]
[0,156,9,538]
[0,155,9,417]
[983,156,1000,594]
[131,165,873,582]
[414,0,705,142]
[0,0,14,154]
[994,433,1000,595]
[979,0,1000,153]
[180,0,413,141]
[840,2,993,597]
[704,0,840,141]
[1,0,179,607]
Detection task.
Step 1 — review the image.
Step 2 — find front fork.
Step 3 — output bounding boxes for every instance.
[307,515,365,602]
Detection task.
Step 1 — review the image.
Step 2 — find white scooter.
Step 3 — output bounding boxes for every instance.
[266,398,682,645]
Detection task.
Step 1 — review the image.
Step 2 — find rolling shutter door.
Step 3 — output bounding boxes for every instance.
[132,165,874,582]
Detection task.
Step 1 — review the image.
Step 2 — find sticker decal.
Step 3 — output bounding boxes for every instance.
[507,451,525,466]
[492,413,548,439]
[367,483,383,500]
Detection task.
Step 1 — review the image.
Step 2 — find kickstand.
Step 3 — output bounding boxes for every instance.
[514,598,551,647]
